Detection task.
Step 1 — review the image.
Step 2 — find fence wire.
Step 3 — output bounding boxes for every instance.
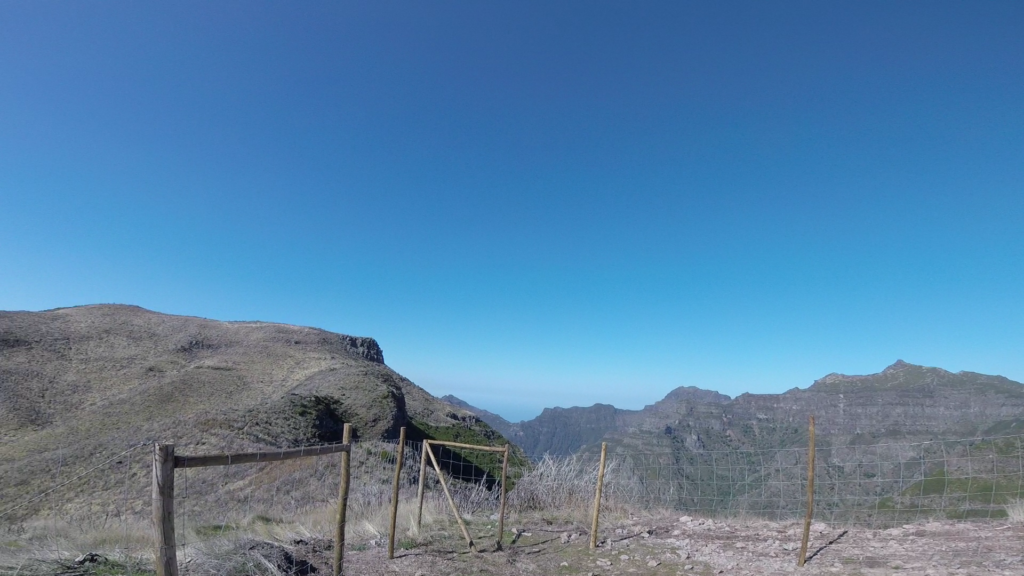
[0,443,151,576]
[2,432,1023,574]
[584,434,1024,527]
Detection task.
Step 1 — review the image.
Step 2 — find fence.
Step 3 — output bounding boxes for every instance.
[413,439,511,552]
[0,442,153,576]
[585,432,1024,527]
[166,433,528,573]
[157,429,353,576]
[2,427,1024,574]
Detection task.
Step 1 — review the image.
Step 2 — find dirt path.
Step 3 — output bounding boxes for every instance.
[330,516,1024,576]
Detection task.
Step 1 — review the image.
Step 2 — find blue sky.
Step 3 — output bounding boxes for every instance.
[2,2,1022,421]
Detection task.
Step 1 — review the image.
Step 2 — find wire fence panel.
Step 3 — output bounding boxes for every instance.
[2,432,1024,574]
[568,434,1024,528]
[814,435,1024,526]
[424,442,523,516]
[0,443,151,576]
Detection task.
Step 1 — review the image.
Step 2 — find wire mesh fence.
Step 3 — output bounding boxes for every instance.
[2,431,1023,574]
[586,433,1024,527]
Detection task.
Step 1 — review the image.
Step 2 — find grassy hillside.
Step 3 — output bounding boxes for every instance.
[0,304,508,519]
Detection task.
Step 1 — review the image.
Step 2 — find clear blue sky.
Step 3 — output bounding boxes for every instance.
[2,2,1022,421]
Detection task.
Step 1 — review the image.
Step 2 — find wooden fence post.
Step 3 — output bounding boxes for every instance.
[152,443,178,576]
[798,415,816,567]
[415,441,428,531]
[334,423,352,576]
[387,427,406,559]
[589,442,608,549]
[497,444,510,550]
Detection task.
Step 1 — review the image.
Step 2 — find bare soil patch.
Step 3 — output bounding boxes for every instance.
[6,515,1021,575]
[326,515,1024,576]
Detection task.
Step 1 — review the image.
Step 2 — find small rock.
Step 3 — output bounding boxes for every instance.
[684,565,694,570]
[620,555,630,560]
[74,553,104,566]
[559,561,568,567]
[596,558,612,566]
[560,532,570,544]
[679,516,692,523]
[648,560,661,567]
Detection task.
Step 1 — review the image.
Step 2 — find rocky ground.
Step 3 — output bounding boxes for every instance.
[10,515,1022,575]
[245,515,1024,576]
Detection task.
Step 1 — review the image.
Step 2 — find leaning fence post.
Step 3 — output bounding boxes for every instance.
[152,443,178,576]
[590,442,608,549]
[798,415,816,567]
[334,423,352,576]
[415,441,428,531]
[387,426,406,559]
[424,442,476,551]
[497,444,510,550]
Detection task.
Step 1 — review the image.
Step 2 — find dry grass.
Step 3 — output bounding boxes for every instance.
[0,498,457,576]
[1007,500,1024,524]
[0,518,153,575]
[507,454,596,514]
[504,453,636,526]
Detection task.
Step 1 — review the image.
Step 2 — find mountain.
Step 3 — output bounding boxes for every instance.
[444,395,630,457]
[450,361,1024,520]
[441,394,515,436]
[453,360,1024,459]
[0,304,507,514]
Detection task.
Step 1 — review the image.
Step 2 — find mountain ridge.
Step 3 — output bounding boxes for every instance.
[447,360,1024,459]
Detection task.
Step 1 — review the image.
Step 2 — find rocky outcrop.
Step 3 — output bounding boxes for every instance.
[442,394,515,437]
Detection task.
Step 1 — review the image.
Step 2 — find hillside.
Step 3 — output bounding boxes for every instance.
[0,304,506,512]
[452,360,1024,459]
